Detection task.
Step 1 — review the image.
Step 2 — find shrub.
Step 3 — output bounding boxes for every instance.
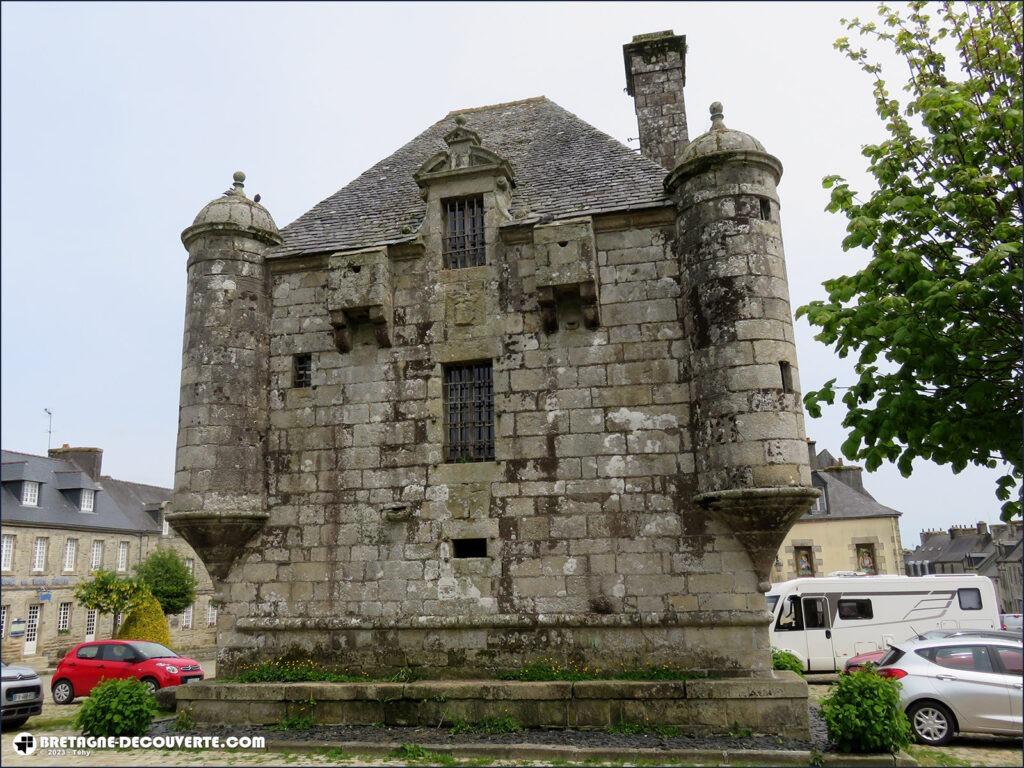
[74,678,157,737]
[135,549,197,616]
[772,648,805,675]
[73,570,148,635]
[820,668,911,754]
[116,592,171,645]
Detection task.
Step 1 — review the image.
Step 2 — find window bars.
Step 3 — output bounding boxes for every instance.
[444,362,495,462]
[443,196,486,269]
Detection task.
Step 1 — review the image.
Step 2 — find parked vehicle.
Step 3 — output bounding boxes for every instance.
[51,640,204,704]
[842,629,1019,674]
[767,575,1000,672]
[1001,614,1023,633]
[876,634,1023,745]
[1,662,43,729]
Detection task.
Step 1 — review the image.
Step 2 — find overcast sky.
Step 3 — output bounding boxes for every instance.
[1,2,1007,546]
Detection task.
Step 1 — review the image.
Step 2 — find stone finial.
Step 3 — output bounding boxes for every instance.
[454,114,467,127]
[710,102,725,130]
[232,170,246,191]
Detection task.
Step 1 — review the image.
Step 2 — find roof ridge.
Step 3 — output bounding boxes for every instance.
[100,475,172,493]
[1,448,52,460]
[447,96,547,116]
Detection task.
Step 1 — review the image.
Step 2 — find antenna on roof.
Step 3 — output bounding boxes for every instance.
[44,408,53,451]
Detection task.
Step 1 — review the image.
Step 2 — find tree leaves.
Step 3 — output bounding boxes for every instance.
[798,1,1023,520]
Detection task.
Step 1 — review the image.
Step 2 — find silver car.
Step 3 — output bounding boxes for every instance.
[1,661,43,729]
[877,635,1023,745]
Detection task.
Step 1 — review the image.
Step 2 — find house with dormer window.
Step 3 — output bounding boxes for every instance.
[0,445,216,666]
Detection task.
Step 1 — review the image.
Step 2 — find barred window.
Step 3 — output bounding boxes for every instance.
[443,196,486,269]
[293,353,312,388]
[444,362,495,462]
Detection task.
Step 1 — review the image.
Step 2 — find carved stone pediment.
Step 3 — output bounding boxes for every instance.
[415,118,514,188]
[533,217,601,332]
[326,248,393,352]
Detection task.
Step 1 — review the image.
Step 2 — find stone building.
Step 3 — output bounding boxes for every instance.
[771,442,903,582]
[169,31,817,683]
[904,521,1022,613]
[1,446,215,667]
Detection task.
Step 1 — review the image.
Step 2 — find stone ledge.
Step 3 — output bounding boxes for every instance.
[177,672,810,738]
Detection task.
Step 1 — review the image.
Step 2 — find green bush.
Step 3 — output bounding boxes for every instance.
[772,648,805,675]
[74,678,157,737]
[820,668,911,754]
[116,592,171,645]
[135,549,197,616]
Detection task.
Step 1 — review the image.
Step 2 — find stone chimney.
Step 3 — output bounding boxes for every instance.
[806,438,817,470]
[977,521,988,535]
[821,464,866,493]
[48,444,103,479]
[623,30,688,170]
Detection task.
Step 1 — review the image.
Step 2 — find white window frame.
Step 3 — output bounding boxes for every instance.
[1,534,14,572]
[1,605,7,638]
[162,516,170,536]
[206,603,217,628]
[181,604,193,630]
[185,558,194,575]
[31,537,47,572]
[57,601,72,632]
[85,608,98,639]
[21,480,40,507]
[117,541,129,572]
[64,538,78,572]
[90,540,104,571]
[80,488,95,513]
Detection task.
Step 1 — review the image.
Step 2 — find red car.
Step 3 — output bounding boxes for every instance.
[843,649,887,673]
[51,640,204,704]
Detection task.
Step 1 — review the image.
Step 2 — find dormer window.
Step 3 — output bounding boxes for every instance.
[811,477,829,514]
[80,488,95,513]
[443,196,486,269]
[21,481,40,507]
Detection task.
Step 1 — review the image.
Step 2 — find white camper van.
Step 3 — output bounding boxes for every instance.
[767,575,1000,673]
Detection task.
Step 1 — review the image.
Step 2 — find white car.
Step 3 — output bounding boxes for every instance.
[876,635,1023,745]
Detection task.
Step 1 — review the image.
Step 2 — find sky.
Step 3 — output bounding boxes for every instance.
[1,1,1008,547]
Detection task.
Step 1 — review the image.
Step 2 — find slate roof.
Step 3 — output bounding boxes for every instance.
[272,97,670,259]
[801,448,900,521]
[1,449,168,534]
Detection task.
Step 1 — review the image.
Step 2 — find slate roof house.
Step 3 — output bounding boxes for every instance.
[0,446,215,665]
[167,31,817,734]
[772,441,904,581]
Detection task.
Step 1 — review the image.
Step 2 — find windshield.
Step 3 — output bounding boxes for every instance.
[129,642,178,660]
[767,595,779,614]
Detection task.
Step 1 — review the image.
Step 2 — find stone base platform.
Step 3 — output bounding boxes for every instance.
[176,671,809,738]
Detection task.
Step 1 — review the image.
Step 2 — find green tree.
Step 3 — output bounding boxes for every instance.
[116,591,171,645]
[73,570,148,636]
[134,548,197,616]
[797,1,1023,520]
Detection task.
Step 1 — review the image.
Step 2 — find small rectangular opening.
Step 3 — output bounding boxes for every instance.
[452,538,488,559]
[293,353,312,388]
[779,361,793,393]
[759,198,772,221]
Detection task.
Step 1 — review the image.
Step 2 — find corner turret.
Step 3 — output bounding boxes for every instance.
[169,171,281,580]
[667,104,817,591]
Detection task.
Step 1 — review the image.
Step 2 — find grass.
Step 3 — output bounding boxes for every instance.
[448,715,522,735]
[229,660,422,684]
[905,746,974,767]
[23,712,79,730]
[497,661,709,683]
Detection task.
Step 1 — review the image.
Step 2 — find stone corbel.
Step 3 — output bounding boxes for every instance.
[326,248,393,353]
[534,217,601,333]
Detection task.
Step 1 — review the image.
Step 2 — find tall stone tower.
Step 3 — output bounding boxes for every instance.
[666,103,817,591]
[168,172,282,579]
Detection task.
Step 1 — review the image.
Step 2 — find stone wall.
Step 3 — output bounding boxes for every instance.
[213,203,773,676]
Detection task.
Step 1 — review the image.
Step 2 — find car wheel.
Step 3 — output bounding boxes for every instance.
[908,701,955,746]
[141,677,160,694]
[52,679,75,705]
